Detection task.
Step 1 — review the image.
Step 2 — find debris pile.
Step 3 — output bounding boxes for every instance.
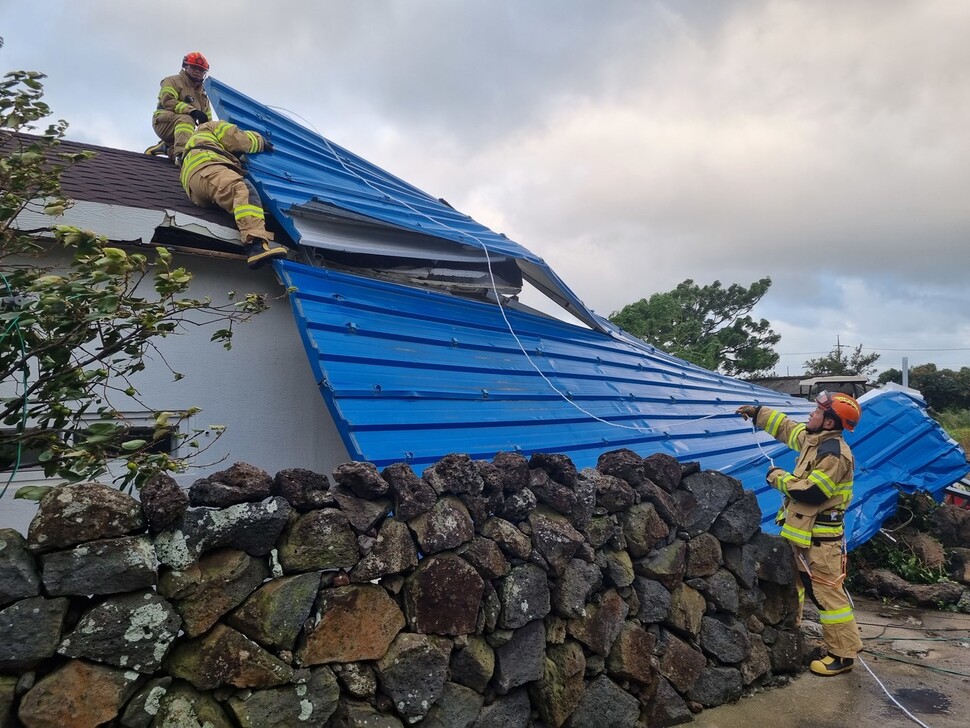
[849,492,970,611]
[1,451,809,727]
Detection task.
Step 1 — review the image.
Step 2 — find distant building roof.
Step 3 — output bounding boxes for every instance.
[745,375,805,397]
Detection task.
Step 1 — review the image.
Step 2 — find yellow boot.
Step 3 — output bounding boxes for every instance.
[810,653,854,676]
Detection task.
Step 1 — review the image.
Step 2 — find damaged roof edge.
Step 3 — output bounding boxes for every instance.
[14,200,240,247]
[206,77,607,331]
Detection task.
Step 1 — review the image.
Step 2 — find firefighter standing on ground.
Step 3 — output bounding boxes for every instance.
[146,52,212,164]
[737,392,865,676]
[180,120,288,269]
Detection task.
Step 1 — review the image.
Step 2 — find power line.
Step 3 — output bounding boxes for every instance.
[778,346,970,356]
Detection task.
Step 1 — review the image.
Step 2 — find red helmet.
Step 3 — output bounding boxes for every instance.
[182,52,209,72]
[815,391,862,432]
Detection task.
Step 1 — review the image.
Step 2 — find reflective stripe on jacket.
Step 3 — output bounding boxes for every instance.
[756,406,854,547]
[180,121,266,191]
[155,70,212,119]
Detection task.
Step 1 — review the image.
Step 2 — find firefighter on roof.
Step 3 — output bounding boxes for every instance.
[737,391,864,676]
[180,120,288,269]
[146,52,212,164]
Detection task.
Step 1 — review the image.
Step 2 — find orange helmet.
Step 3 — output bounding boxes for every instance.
[815,391,862,432]
[182,52,209,72]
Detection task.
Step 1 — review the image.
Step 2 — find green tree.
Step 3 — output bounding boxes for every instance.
[878,364,970,411]
[1,70,269,495]
[609,278,780,377]
[804,341,880,377]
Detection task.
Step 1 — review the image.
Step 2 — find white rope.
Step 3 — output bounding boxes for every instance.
[749,420,777,468]
[838,587,932,727]
[857,655,932,728]
[266,108,734,437]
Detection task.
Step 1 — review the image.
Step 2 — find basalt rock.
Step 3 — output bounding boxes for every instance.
[165,623,293,690]
[643,452,683,492]
[190,462,273,507]
[404,553,484,635]
[332,461,389,499]
[350,517,418,582]
[408,495,474,555]
[226,666,340,728]
[272,467,335,511]
[140,473,189,533]
[17,659,141,728]
[0,528,39,606]
[58,590,181,672]
[277,507,359,573]
[381,462,436,520]
[423,453,484,496]
[491,451,531,493]
[596,448,647,487]
[1,451,810,726]
[0,596,69,670]
[41,535,158,596]
[375,632,451,723]
[154,497,291,570]
[299,584,405,665]
[227,571,321,652]
[27,482,145,553]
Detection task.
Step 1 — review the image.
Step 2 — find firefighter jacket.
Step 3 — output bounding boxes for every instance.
[179,121,268,192]
[154,70,212,121]
[754,406,854,548]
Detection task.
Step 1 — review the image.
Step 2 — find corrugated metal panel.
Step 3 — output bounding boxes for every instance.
[204,77,968,550]
[277,261,968,549]
[205,78,542,265]
[205,77,601,329]
[276,260,803,466]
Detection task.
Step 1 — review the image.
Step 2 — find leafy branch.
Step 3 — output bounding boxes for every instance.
[1,69,273,494]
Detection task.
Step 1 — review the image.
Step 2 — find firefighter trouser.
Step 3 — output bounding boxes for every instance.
[153,111,196,157]
[185,165,273,246]
[794,540,863,658]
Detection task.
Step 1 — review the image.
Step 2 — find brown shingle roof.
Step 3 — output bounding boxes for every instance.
[4,132,291,254]
[55,136,235,230]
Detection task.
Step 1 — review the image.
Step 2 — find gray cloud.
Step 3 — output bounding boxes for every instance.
[2,0,968,373]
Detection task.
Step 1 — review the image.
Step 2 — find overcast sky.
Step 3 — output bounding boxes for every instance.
[3,0,969,376]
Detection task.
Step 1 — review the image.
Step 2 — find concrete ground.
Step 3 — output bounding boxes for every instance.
[691,597,970,728]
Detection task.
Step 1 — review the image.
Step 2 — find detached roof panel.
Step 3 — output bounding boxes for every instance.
[202,79,969,552]
[277,260,969,550]
[205,78,539,262]
[278,259,804,466]
[206,78,601,328]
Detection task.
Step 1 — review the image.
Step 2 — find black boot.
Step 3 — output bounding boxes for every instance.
[245,239,288,269]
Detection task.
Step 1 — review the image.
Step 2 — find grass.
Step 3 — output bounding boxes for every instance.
[934,408,970,452]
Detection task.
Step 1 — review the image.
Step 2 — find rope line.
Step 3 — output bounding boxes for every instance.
[266,108,742,438]
[857,655,933,727]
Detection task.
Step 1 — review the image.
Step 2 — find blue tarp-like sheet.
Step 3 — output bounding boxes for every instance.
[206,79,969,551]
[275,262,968,551]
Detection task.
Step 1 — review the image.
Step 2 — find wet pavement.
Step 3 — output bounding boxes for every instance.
[690,597,970,728]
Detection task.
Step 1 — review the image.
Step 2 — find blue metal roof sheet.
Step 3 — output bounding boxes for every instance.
[276,261,969,549]
[204,78,967,550]
[206,77,600,327]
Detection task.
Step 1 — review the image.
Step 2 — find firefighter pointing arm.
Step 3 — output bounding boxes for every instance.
[737,392,864,676]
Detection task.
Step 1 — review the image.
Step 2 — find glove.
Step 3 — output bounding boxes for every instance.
[190,109,208,125]
[736,404,759,421]
[766,467,786,490]
[262,140,275,153]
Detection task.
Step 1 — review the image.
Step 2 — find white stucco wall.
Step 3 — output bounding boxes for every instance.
[0,251,350,534]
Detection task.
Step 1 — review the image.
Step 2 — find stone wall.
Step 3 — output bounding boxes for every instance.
[0,449,805,727]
